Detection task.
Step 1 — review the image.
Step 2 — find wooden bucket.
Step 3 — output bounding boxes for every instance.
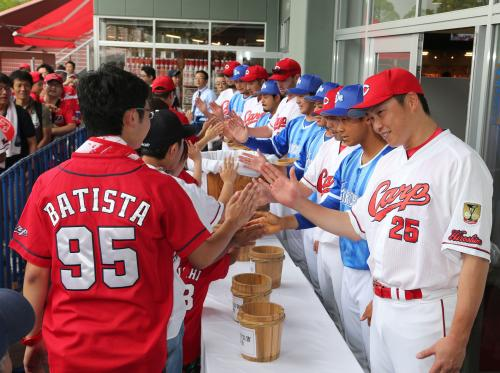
[206,173,253,199]
[231,273,272,321]
[249,246,285,289]
[237,302,285,362]
[234,243,255,262]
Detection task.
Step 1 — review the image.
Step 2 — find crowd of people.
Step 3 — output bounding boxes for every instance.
[0,60,81,173]
[2,56,493,373]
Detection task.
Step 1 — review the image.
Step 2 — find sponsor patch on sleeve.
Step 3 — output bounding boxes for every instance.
[463,202,481,225]
[14,225,28,237]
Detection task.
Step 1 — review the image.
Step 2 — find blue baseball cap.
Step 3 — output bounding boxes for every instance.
[258,80,281,96]
[287,74,323,95]
[321,84,365,117]
[230,64,249,81]
[305,82,340,102]
[0,289,35,357]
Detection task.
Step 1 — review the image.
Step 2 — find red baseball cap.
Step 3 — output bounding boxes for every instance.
[152,76,176,93]
[269,58,301,81]
[241,65,269,82]
[19,63,30,70]
[316,86,343,115]
[30,71,42,84]
[353,68,423,109]
[44,73,63,84]
[222,61,240,77]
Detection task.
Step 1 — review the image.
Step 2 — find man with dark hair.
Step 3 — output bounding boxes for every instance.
[36,63,54,78]
[11,64,257,373]
[0,73,36,172]
[10,69,52,148]
[140,65,156,86]
[260,68,493,373]
[43,73,78,136]
[65,60,75,75]
[168,69,181,109]
[191,70,216,130]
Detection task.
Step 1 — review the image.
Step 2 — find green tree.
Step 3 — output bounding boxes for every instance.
[372,0,400,23]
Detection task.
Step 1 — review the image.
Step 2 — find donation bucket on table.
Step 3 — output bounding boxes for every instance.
[234,243,255,262]
[237,302,285,362]
[249,246,285,289]
[231,273,272,321]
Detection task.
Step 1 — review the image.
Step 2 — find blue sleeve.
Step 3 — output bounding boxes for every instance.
[228,95,236,112]
[270,123,290,157]
[291,164,304,180]
[328,163,343,206]
[295,195,339,230]
[244,137,277,155]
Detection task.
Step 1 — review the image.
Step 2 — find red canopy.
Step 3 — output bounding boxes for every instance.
[13,0,92,48]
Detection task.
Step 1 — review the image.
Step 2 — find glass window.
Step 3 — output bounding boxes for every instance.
[375,52,410,73]
[339,0,367,28]
[336,39,365,85]
[99,47,153,76]
[371,0,416,23]
[211,23,265,47]
[420,0,488,16]
[99,19,153,42]
[482,25,500,373]
[156,21,209,45]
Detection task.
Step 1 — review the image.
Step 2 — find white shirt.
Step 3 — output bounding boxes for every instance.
[241,96,264,128]
[215,88,235,117]
[348,130,492,291]
[301,140,356,244]
[268,96,301,135]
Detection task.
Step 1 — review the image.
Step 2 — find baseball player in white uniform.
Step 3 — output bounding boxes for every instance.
[260,68,492,373]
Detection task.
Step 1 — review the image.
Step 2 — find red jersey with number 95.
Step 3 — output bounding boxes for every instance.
[10,137,211,373]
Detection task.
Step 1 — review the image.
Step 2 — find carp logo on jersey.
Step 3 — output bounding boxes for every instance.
[368,180,431,221]
[317,169,334,194]
[463,203,481,224]
[244,111,264,126]
[273,117,287,131]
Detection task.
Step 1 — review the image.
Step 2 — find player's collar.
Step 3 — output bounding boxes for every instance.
[75,136,141,161]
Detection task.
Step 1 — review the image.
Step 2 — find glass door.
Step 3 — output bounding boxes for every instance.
[367,34,423,77]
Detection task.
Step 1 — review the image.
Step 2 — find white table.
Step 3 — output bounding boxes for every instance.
[201,235,364,373]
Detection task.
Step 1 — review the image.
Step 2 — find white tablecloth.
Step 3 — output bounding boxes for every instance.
[201,235,363,373]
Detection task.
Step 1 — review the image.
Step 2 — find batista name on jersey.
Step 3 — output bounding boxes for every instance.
[43,188,151,227]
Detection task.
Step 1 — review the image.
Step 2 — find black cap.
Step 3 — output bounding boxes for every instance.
[141,109,197,153]
[168,69,181,78]
[0,289,35,357]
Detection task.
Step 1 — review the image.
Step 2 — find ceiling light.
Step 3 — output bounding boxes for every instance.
[256,39,265,43]
[166,34,181,39]
[422,51,429,56]
[434,55,438,59]
[192,38,204,43]
[465,51,473,57]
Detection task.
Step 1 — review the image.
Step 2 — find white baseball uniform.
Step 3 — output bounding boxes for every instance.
[241,96,264,128]
[301,140,356,331]
[267,96,301,136]
[348,130,492,373]
[215,88,235,117]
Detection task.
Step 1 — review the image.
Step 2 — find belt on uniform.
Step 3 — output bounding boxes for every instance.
[373,281,422,301]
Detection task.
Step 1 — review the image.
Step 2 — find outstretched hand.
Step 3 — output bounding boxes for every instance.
[209,101,224,119]
[239,150,267,174]
[247,211,284,235]
[225,183,258,227]
[219,156,238,184]
[260,164,302,209]
[224,112,248,143]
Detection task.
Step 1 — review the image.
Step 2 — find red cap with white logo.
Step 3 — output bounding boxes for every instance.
[269,58,301,81]
[353,68,423,109]
[152,76,176,93]
[241,65,269,82]
[316,86,343,115]
[222,61,240,77]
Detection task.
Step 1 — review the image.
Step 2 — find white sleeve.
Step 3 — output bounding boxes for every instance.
[301,145,324,192]
[441,154,492,262]
[173,177,224,231]
[348,186,371,240]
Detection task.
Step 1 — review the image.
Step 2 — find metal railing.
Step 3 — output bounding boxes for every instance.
[0,127,88,289]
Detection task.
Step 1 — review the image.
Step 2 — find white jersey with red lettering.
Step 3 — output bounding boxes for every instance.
[268,96,301,135]
[241,96,264,128]
[215,88,235,117]
[349,129,492,291]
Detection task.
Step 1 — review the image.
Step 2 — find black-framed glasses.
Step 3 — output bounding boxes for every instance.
[135,108,155,120]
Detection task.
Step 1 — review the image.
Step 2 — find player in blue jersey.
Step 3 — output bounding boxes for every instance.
[253,84,392,372]
[228,65,249,116]
[230,74,324,178]
[252,80,282,128]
